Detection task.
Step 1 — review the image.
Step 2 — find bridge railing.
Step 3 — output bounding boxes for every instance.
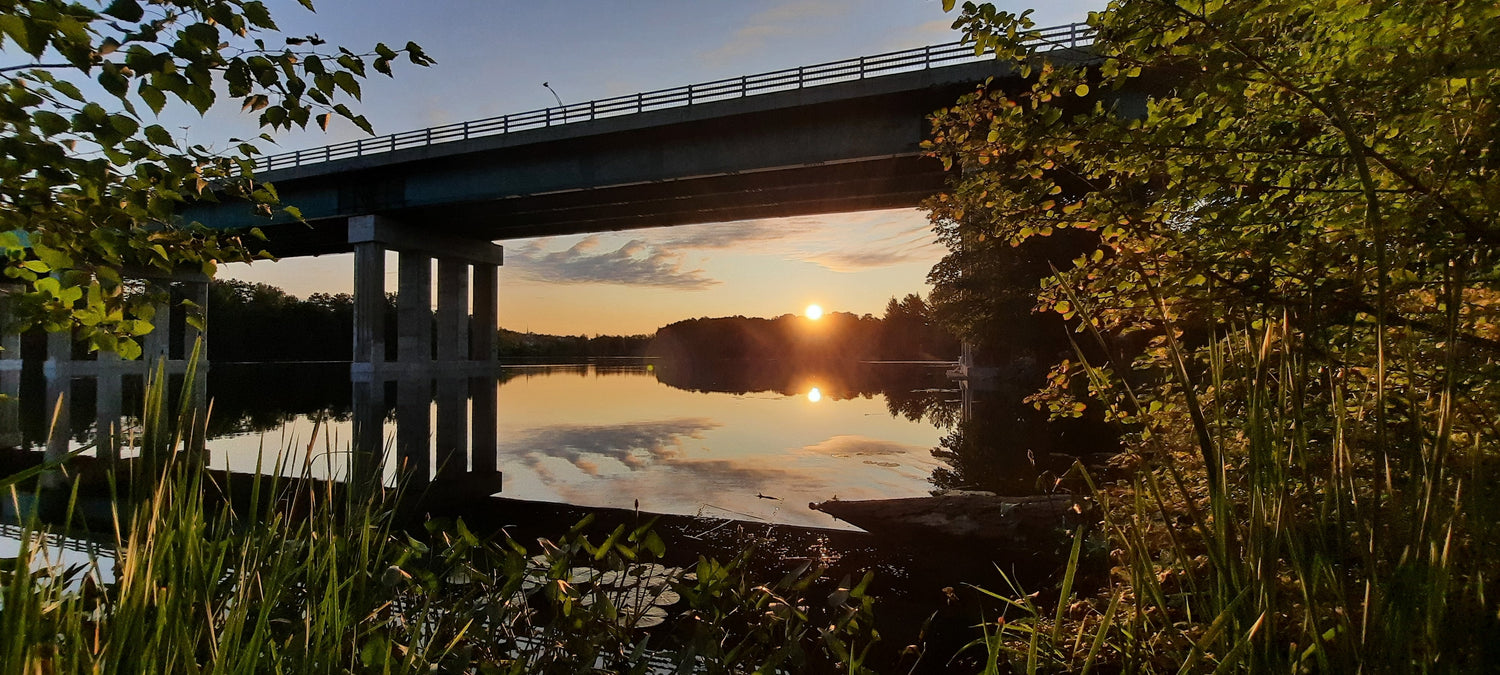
[254,22,1095,172]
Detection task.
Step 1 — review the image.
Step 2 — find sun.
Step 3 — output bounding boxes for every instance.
[805,304,824,320]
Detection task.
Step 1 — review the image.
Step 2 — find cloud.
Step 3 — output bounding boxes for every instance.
[508,418,722,474]
[801,248,929,272]
[658,210,941,273]
[794,215,943,272]
[505,236,719,289]
[658,219,822,251]
[699,0,853,65]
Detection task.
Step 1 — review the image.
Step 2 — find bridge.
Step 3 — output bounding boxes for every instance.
[27,24,1100,384]
[9,24,1102,491]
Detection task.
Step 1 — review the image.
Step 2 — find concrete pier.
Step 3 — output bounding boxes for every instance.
[348,215,503,377]
[397,250,433,365]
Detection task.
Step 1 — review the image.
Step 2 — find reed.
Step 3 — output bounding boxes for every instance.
[973,279,1500,672]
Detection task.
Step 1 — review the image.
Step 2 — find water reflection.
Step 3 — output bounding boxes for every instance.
[2,359,1116,531]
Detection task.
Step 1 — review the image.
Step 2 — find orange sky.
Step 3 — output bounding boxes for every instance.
[220,208,944,336]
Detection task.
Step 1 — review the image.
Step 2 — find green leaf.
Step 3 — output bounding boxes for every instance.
[138,83,166,115]
[144,124,174,146]
[116,338,142,360]
[32,110,69,136]
[102,0,145,22]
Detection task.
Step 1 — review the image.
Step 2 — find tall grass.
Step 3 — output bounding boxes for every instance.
[976,287,1499,672]
[0,354,881,673]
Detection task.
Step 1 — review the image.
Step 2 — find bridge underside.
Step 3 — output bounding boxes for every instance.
[192,59,1031,258]
[172,57,1072,376]
[251,155,945,257]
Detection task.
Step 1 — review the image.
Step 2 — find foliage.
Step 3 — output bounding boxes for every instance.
[0,0,432,358]
[926,0,1500,670]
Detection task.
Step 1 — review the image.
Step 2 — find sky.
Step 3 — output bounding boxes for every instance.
[202,0,1101,336]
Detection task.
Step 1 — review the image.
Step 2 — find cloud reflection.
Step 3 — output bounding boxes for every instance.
[801,434,932,459]
[509,418,722,474]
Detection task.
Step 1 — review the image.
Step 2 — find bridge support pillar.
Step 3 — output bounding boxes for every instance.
[472,263,498,362]
[0,286,19,449]
[348,215,503,375]
[182,278,209,358]
[398,251,433,365]
[142,280,171,366]
[353,242,387,367]
[436,258,468,362]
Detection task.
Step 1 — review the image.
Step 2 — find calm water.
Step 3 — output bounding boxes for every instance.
[4,359,1118,673]
[15,360,965,530]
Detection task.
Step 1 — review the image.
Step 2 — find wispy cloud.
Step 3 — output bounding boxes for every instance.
[658,219,822,251]
[505,236,719,289]
[699,0,853,65]
[794,214,942,272]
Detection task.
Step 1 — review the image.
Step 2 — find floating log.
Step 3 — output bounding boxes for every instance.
[809,492,1084,544]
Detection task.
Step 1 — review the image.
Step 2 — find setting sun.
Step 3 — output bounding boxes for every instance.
[805,304,823,320]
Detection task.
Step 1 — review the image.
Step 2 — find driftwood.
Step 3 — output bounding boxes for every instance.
[809,492,1084,544]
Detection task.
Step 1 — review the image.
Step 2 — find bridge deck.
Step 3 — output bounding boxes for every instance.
[187,24,1097,257]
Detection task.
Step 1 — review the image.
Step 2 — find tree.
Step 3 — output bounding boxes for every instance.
[925,0,1500,669]
[0,0,432,357]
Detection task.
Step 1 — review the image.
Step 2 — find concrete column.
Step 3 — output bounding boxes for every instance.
[353,242,387,365]
[395,376,431,486]
[43,373,71,463]
[0,286,22,448]
[351,378,387,487]
[95,371,122,464]
[142,280,171,366]
[436,258,468,362]
[434,376,466,479]
[0,284,20,364]
[182,279,209,363]
[0,368,18,449]
[470,376,498,475]
[45,327,71,377]
[398,251,433,364]
[471,263,498,362]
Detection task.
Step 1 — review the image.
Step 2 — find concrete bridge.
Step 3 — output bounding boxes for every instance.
[9,24,1106,485]
[26,24,1100,386]
[179,24,1097,378]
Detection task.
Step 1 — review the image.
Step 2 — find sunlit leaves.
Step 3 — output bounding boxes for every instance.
[924,0,1500,455]
[0,0,432,355]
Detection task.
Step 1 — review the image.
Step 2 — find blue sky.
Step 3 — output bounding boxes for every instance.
[207,0,1101,335]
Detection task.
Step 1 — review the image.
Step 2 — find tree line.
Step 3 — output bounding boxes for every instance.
[646,294,960,363]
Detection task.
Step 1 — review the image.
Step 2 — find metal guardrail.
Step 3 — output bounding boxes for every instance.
[253,22,1095,172]
[0,521,113,558]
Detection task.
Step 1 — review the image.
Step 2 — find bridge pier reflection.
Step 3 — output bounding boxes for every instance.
[351,371,502,502]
